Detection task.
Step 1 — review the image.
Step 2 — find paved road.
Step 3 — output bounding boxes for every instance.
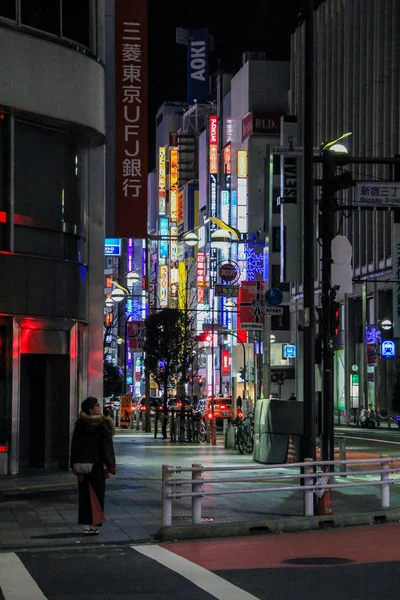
[1,523,400,599]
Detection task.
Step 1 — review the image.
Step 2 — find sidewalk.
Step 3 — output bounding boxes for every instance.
[1,429,400,550]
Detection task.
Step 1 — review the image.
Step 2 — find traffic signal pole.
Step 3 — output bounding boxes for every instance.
[320,150,336,463]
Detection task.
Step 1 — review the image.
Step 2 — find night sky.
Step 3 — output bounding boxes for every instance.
[146,0,308,169]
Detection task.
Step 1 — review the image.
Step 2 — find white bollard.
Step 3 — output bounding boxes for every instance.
[380,458,391,509]
[192,463,203,525]
[303,457,314,517]
[162,465,172,526]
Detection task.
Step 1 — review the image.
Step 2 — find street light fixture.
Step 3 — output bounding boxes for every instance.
[127,271,140,287]
[111,288,126,302]
[211,228,232,250]
[181,231,198,247]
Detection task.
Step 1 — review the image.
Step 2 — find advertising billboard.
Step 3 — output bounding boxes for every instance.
[187,29,209,105]
[115,0,148,238]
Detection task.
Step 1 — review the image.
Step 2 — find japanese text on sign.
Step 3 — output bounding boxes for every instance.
[355,182,400,207]
[115,1,148,238]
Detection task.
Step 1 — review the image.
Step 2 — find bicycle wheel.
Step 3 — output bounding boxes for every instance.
[245,431,254,453]
[198,423,206,443]
[237,429,245,454]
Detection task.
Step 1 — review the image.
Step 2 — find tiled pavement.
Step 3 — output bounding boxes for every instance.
[1,429,400,550]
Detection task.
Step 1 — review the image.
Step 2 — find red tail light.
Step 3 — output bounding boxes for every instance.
[140,406,146,412]
[238,411,243,418]
[208,412,213,420]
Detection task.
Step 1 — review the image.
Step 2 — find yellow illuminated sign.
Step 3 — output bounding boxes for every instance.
[237,150,248,178]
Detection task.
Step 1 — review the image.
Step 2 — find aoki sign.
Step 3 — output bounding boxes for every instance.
[187,29,209,104]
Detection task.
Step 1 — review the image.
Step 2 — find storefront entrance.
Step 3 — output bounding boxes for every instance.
[19,354,70,470]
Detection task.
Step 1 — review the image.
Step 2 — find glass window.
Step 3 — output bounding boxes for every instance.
[62,0,90,47]
[15,121,80,224]
[21,0,60,35]
[0,1,16,20]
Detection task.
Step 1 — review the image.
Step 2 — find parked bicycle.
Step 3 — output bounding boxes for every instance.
[233,411,254,454]
[192,411,207,443]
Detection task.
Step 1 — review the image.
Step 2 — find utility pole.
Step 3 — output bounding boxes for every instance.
[302,0,316,461]
[320,143,353,462]
[320,150,337,463]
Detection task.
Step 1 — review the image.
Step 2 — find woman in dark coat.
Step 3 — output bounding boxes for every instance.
[70,396,116,535]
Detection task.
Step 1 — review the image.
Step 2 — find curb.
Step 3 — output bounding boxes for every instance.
[154,508,400,542]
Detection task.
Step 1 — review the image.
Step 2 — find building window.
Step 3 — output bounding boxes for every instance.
[1,1,93,51]
[21,0,59,36]
[62,0,90,47]
[15,121,80,223]
[0,1,16,20]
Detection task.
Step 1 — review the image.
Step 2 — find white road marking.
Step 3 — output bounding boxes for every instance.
[132,544,260,600]
[0,553,47,599]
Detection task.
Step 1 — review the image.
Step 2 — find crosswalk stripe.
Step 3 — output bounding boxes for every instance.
[131,544,260,600]
[0,553,47,600]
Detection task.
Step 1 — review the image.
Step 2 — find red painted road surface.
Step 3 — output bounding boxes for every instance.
[162,524,400,569]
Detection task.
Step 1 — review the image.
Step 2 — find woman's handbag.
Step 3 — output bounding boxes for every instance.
[73,462,93,474]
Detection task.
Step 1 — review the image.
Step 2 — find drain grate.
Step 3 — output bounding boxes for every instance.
[282,557,355,566]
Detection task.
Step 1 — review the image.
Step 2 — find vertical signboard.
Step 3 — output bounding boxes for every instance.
[237,150,248,281]
[159,217,169,258]
[158,146,166,215]
[115,0,148,238]
[393,217,400,337]
[159,265,168,307]
[222,144,231,224]
[209,115,218,287]
[279,115,301,283]
[169,147,179,222]
[239,281,265,330]
[197,252,205,303]
[127,321,145,349]
[221,349,230,375]
[187,29,209,105]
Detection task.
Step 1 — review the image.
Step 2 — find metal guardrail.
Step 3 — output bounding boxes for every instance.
[161,457,400,527]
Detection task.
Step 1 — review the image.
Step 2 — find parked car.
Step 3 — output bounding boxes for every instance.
[134,397,162,417]
[201,397,242,427]
[166,397,192,412]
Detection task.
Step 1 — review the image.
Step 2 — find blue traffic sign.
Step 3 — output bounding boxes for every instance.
[283,344,296,359]
[265,287,283,306]
[381,340,396,358]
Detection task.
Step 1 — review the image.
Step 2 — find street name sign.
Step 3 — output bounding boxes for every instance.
[355,182,400,207]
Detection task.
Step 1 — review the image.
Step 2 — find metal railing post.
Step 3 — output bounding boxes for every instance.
[162,465,172,526]
[192,463,203,525]
[339,436,346,474]
[380,457,390,509]
[304,457,314,516]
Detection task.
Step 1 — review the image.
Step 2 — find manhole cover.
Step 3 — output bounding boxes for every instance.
[282,557,355,566]
[172,516,215,523]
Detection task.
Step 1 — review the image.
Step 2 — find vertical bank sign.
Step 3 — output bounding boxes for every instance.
[115,0,148,238]
[209,115,218,288]
[187,29,209,105]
